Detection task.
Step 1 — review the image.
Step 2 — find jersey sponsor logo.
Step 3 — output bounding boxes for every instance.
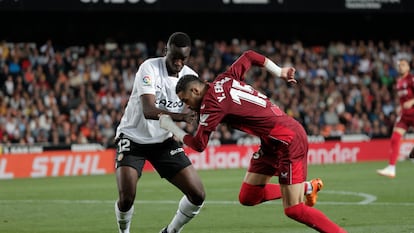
[170,148,184,156]
[142,75,151,86]
[199,114,209,126]
[156,99,184,108]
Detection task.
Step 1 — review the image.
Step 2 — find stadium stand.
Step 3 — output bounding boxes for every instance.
[1,37,413,147]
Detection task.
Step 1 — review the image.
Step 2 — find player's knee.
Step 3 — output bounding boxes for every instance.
[238,182,263,206]
[118,193,135,211]
[239,194,258,206]
[118,196,134,212]
[188,190,206,206]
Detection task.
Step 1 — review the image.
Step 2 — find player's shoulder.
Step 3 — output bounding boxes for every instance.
[180,65,198,76]
[141,57,163,67]
[137,57,164,76]
[213,73,232,85]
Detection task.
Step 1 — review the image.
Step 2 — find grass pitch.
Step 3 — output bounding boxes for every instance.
[1,160,413,233]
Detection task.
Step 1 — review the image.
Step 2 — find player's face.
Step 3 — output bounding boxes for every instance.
[398,59,410,76]
[165,44,191,76]
[177,89,201,111]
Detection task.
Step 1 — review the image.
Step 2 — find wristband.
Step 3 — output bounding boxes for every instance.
[159,115,187,142]
[264,58,282,77]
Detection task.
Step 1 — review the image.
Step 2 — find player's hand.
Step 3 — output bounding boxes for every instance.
[183,111,197,124]
[402,99,414,109]
[280,67,297,84]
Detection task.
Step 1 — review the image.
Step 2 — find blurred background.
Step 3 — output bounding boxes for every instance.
[1,0,414,46]
[0,0,413,149]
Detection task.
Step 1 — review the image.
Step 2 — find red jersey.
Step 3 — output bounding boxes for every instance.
[183,50,304,152]
[396,73,414,116]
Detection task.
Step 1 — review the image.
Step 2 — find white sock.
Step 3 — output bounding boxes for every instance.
[167,196,204,233]
[114,201,134,233]
[304,181,312,195]
[387,165,396,173]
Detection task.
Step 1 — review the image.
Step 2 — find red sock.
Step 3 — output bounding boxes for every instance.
[284,203,347,233]
[390,132,402,165]
[264,183,282,201]
[239,182,282,206]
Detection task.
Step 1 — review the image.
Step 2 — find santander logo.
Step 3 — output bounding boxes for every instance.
[308,143,359,164]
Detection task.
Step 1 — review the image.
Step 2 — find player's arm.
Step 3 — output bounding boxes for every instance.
[159,114,211,152]
[141,94,196,123]
[402,98,414,109]
[263,57,296,84]
[401,79,414,110]
[229,50,296,84]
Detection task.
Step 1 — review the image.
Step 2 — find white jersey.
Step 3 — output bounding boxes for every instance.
[115,57,198,144]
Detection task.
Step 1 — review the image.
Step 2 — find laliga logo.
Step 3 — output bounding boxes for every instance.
[80,0,157,3]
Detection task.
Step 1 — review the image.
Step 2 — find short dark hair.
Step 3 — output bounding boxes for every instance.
[176,74,200,94]
[167,32,191,48]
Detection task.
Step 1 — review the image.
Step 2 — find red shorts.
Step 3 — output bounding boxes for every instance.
[395,114,414,130]
[247,129,308,185]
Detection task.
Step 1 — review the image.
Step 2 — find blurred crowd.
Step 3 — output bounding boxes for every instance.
[0,38,413,147]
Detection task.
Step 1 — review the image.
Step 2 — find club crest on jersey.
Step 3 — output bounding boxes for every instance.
[142,75,151,86]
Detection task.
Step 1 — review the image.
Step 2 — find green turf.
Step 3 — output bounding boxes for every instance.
[1,160,413,233]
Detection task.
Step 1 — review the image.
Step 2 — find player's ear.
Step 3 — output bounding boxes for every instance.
[190,86,200,95]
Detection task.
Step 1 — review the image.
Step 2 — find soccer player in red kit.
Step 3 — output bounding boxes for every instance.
[377,58,414,178]
[159,50,347,233]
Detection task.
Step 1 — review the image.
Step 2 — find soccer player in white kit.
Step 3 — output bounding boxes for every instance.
[114,32,205,233]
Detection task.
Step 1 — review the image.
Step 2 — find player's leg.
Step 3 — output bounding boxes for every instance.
[280,128,347,232]
[279,159,346,232]
[408,123,414,160]
[282,183,347,233]
[238,148,281,206]
[239,148,323,206]
[377,125,406,178]
[161,165,205,233]
[114,137,145,233]
[239,171,277,206]
[239,172,322,206]
[409,146,414,159]
[153,138,205,233]
[115,166,139,233]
